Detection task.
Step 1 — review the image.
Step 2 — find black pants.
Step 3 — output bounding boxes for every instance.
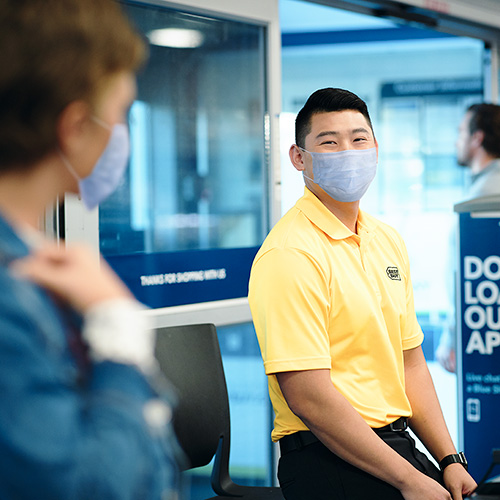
[277,430,443,500]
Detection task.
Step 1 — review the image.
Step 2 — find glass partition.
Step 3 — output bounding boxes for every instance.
[99,1,269,308]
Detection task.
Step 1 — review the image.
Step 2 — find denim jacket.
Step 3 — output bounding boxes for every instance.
[0,213,179,499]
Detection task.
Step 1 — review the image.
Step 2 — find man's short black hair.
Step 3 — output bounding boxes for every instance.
[467,103,500,158]
[295,88,374,148]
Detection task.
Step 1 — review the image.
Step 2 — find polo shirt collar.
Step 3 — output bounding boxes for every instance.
[296,188,350,240]
[295,188,378,241]
[357,210,379,245]
[470,158,500,184]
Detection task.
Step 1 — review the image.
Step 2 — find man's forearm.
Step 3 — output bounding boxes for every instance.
[404,346,478,498]
[278,369,427,490]
[404,346,457,462]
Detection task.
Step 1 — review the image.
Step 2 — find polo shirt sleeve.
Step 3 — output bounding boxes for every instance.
[249,247,332,375]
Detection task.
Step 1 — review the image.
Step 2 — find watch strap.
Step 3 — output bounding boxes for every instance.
[439,452,468,471]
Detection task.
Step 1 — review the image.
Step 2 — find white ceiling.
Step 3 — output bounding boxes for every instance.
[279,0,398,32]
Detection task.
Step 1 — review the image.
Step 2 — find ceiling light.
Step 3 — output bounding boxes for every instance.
[147,28,204,48]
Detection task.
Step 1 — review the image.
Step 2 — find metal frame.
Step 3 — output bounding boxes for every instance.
[304,0,500,40]
[490,43,500,103]
[143,297,253,328]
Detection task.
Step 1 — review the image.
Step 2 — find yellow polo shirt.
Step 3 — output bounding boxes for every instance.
[248,188,423,442]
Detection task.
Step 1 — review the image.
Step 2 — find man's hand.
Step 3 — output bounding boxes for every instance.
[400,471,453,500]
[443,463,477,500]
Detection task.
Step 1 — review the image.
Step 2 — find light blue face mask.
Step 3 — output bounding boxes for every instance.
[61,117,130,210]
[301,147,377,202]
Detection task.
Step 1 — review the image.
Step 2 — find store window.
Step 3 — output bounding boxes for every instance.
[99,1,269,308]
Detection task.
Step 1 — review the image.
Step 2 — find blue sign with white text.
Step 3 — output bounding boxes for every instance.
[105,247,260,309]
[458,212,500,480]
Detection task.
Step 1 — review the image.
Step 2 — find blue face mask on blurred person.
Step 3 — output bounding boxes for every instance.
[61,117,129,210]
[301,147,377,202]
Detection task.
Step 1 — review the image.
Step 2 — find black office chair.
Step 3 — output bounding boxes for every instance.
[155,323,284,500]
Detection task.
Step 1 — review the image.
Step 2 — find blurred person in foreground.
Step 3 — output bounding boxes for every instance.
[0,1,180,498]
[436,103,500,373]
[249,88,477,500]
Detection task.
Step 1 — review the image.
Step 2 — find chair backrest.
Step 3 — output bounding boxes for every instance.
[156,323,284,499]
[154,323,231,470]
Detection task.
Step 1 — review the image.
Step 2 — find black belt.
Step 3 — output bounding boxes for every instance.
[279,417,408,456]
[279,430,320,456]
[373,416,408,433]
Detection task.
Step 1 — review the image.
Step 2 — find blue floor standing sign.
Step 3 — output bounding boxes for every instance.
[456,196,500,481]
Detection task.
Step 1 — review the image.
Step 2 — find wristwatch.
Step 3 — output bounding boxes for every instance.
[439,452,468,472]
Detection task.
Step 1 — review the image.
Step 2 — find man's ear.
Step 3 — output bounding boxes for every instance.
[56,100,92,156]
[289,144,306,171]
[470,130,484,150]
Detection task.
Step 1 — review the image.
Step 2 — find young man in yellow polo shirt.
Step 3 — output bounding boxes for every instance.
[248,88,476,500]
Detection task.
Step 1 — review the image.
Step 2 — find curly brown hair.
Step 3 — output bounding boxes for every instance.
[0,0,146,171]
